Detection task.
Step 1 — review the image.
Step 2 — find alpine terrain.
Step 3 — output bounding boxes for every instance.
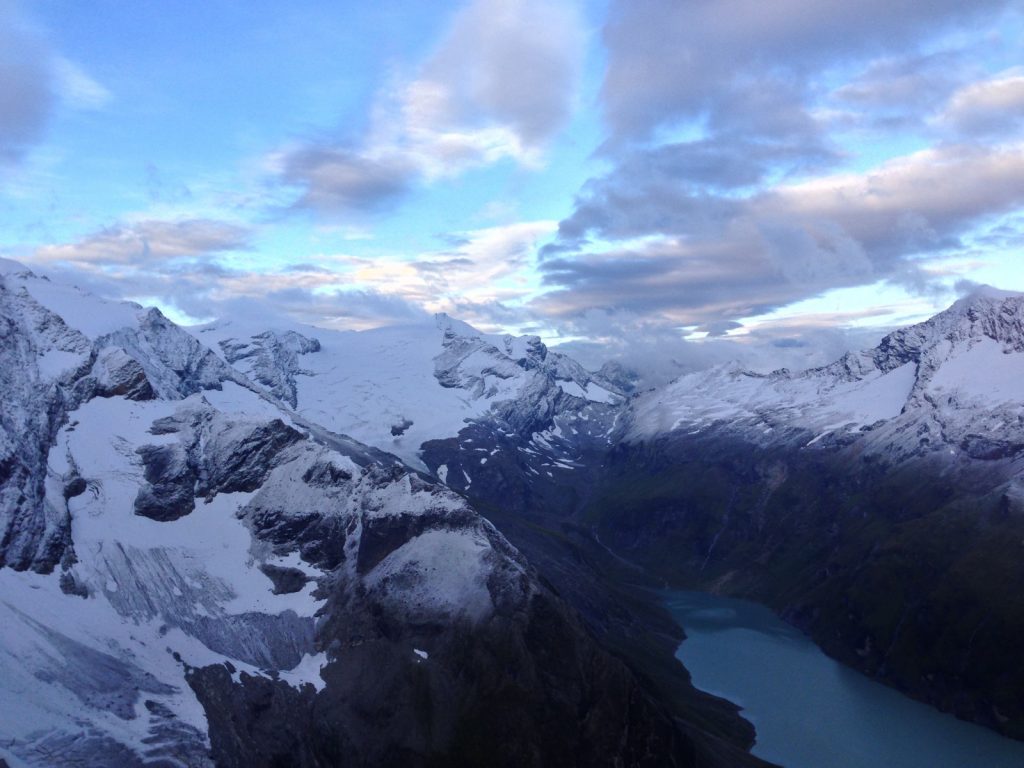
[3,256,1024,766]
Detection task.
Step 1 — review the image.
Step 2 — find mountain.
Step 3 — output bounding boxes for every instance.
[584,287,1024,739]
[185,283,1024,744]
[283,284,1024,743]
[6,256,1024,765]
[626,285,1024,461]
[0,261,764,768]
[195,312,626,473]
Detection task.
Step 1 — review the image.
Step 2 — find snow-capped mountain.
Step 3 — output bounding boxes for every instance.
[576,287,1024,741]
[0,262,702,767]
[9,253,1024,764]
[196,312,626,472]
[626,286,1024,461]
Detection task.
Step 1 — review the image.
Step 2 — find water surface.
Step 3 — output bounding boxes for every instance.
[667,590,1024,768]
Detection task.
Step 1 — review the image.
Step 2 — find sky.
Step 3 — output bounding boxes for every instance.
[2,0,1024,378]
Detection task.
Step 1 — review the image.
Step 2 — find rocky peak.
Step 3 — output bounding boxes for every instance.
[872,287,1024,372]
[217,329,322,408]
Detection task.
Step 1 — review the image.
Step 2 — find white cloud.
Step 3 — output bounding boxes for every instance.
[280,0,585,214]
[34,219,250,265]
[52,57,111,110]
[941,68,1024,136]
[331,220,557,322]
[539,142,1024,325]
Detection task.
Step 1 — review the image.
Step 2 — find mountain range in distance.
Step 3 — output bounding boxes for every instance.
[3,256,1024,767]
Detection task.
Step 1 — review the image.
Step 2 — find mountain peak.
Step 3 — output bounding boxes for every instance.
[434,312,481,338]
[869,285,1024,368]
[954,283,1024,304]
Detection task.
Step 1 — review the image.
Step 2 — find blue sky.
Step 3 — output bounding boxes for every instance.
[2,0,1024,373]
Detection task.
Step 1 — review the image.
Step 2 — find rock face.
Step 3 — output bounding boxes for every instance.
[625,286,1024,462]
[0,262,735,768]
[192,290,1024,750]
[198,312,627,472]
[217,329,321,408]
[0,264,237,575]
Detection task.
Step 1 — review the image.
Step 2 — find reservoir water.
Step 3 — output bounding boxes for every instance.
[667,590,1024,768]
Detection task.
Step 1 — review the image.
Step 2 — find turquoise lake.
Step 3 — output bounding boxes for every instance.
[667,590,1024,768]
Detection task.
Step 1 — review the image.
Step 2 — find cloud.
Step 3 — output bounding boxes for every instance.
[186,276,431,331]
[0,1,53,163]
[421,0,584,146]
[550,306,890,387]
[325,220,556,327]
[52,56,112,110]
[279,147,416,213]
[941,69,1024,136]
[600,0,1011,141]
[536,0,1023,345]
[539,143,1024,326]
[0,3,112,166]
[28,217,555,332]
[278,0,584,216]
[34,219,251,265]
[834,52,969,113]
[28,249,431,331]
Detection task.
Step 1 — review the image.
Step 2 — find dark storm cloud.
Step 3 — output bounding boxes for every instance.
[0,1,54,164]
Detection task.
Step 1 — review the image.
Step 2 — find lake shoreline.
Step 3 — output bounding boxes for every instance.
[665,589,1024,768]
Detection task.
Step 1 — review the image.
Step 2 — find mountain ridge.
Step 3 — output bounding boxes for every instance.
[0,260,753,767]
[6,256,1024,763]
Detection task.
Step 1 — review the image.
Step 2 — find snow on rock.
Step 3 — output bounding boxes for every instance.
[215,328,321,408]
[557,379,620,404]
[197,313,626,469]
[627,288,1024,460]
[365,528,498,623]
[0,265,550,766]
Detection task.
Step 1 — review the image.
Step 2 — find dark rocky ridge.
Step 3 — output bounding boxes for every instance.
[187,586,703,768]
[18,269,1024,764]
[427,406,1024,742]
[168,420,722,767]
[0,268,237,574]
